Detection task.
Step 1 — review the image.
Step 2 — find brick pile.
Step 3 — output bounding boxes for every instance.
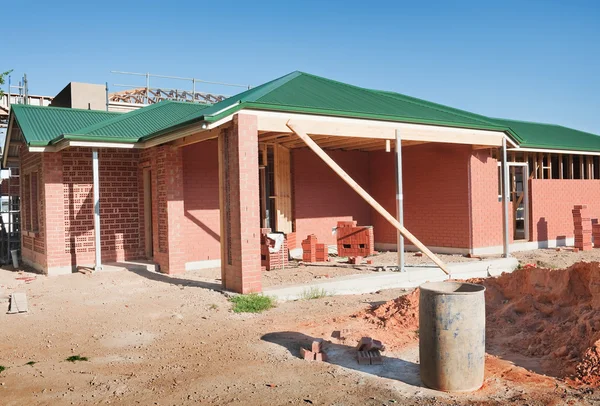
[592,219,600,248]
[301,235,328,262]
[336,221,374,258]
[260,228,289,271]
[300,338,328,362]
[573,205,592,251]
[356,337,384,365]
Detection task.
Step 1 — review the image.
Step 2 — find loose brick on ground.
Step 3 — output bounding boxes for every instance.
[357,351,371,365]
[300,347,316,361]
[312,338,324,353]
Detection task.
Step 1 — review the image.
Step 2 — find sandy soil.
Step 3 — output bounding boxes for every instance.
[512,248,600,269]
[1,264,598,405]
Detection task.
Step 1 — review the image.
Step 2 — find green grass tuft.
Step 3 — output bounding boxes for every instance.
[25,361,36,366]
[66,355,88,363]
[230,294,275,313]
[300,287,328,300]
[0,365,5,373]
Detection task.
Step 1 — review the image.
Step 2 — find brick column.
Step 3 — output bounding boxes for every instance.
[42,152,69,273]
[219,114,261,293]
[154,145,186,274]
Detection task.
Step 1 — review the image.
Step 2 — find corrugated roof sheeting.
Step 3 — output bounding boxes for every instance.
[6,71,600,152]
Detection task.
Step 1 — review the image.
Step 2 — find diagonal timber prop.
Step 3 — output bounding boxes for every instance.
[286,121,450,275]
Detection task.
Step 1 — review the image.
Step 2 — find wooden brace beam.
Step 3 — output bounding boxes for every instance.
[286,120,450,275]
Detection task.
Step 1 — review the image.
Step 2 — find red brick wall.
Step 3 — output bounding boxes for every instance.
[20,147,45,268]
[529,179,600,242]
[220,115,261,293]
[62,148,143,265]
[293,149,371,245]
[368,144,472,249]
[182,140,221,263]
[469,150,503,248]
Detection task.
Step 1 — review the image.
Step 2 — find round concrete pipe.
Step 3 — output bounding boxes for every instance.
[419,281,486,392]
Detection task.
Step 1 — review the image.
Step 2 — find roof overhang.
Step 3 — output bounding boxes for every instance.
[508,146,600,157]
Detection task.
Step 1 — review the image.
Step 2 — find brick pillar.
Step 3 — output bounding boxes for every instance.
[154,145,185,274]
[219,114,261,293]
[42,152,69,273]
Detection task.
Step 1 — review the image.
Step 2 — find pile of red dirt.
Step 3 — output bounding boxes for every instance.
[480,261,600,384]
[359,289,419,330]
[359,262,600,386]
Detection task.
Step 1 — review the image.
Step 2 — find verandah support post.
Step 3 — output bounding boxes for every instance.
[501,138,510,258]
[287,121,450,275]
[92,148,102,271]
[395,129,405,272]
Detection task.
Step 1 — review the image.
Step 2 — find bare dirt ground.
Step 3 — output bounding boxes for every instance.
[1,252,599,406]
[512,247,600,269]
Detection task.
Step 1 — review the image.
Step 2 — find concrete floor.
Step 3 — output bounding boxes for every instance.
[264,258,519,301]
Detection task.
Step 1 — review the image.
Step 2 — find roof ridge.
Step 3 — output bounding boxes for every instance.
[71,100,176,135]
[10,104,121,115]
[293,72,500,128]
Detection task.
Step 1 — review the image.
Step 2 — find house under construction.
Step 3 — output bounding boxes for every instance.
[4,70,600,293]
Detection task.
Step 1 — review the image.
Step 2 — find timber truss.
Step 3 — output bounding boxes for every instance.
[108,87,227,105]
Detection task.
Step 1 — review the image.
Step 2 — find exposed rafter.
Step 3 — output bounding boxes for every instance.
[108,87,227,105]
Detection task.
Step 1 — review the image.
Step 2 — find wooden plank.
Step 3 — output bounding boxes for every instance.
[287,121,450,275]
[569,154,573,179]
[173,126,221,148]
[7,292,28,314]
[273,145,293,234]
[559,153,563,179]
[255,110,507,147]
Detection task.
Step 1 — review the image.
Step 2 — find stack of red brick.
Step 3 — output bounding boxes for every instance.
[573,205,592,251]
[260,228,289,271]
[300,338,327,362]
[301,234,328,262]
[356,337,384,365]
[336,221,374,257]
[594,223,600,249]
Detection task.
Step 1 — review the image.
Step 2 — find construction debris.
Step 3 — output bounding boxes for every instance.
[300,339,328,362]
[7,292,28,314]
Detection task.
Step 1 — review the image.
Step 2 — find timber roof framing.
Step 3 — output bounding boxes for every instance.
[5,70,600,158]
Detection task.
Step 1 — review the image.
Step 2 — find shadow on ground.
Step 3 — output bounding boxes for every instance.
[261,331,423,386]
[111,262,223,291]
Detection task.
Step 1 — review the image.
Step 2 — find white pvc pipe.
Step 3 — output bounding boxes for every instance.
[502,138,510,257]
[395,129,405,271]
[92,149,103,271]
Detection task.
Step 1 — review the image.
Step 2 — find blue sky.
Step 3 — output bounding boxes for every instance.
[4,0,600,133]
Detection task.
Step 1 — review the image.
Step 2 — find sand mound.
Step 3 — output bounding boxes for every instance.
[360,289,419,330]
[360,261,600,386]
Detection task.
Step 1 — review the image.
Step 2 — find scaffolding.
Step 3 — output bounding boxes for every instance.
[0,167,20,265]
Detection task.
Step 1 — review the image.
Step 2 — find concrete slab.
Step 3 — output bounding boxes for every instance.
[264,257,518,301]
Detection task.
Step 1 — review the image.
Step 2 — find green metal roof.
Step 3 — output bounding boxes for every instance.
[10,104,121,146]
[492,118,600,152]
[62,100,211,144]
[8,71,600,152]
[143,71,512,140]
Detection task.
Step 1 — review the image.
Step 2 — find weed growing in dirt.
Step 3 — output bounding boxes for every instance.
[0,366,5,373]
[300,287,328,300]
[25,361,36,366]
[66,355,88,363]
[230,294,275,313]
